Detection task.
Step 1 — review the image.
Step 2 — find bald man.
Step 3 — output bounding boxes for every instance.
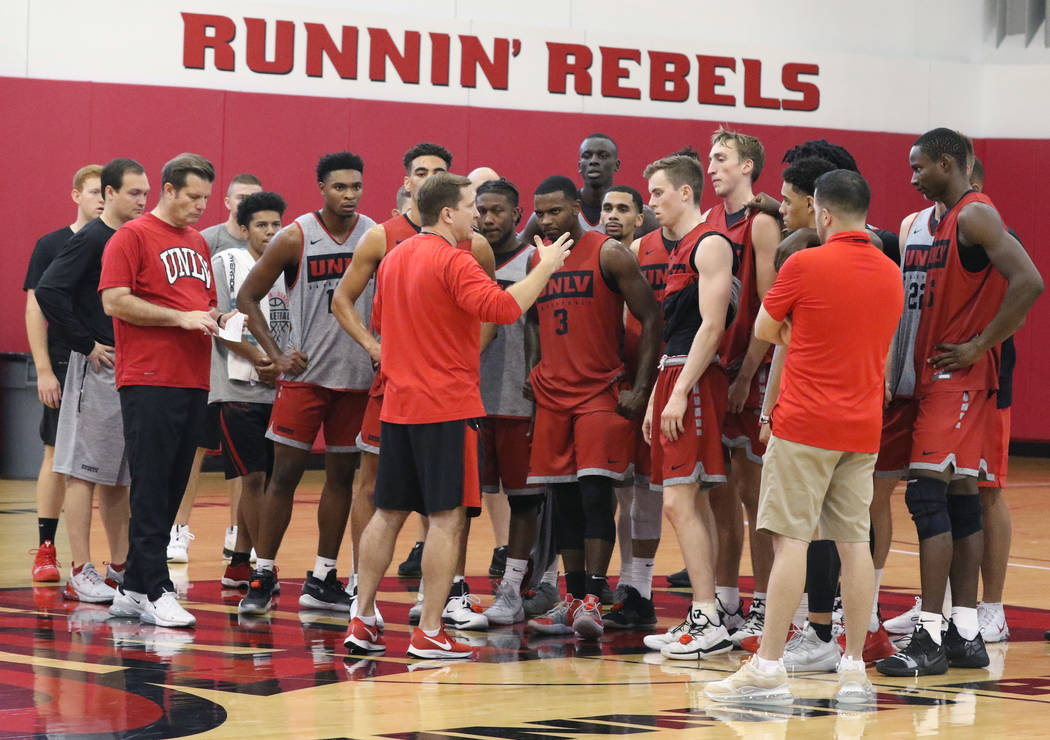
[468,167,500,190]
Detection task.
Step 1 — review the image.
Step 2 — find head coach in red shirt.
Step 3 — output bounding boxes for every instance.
[707,169,903,705]
[100,153,227,629]
[345,172,571,660]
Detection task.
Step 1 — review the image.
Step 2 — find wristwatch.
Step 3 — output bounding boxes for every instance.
[759,414,771,425]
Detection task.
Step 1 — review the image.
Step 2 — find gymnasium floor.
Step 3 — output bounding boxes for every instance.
[1,457,1049,739]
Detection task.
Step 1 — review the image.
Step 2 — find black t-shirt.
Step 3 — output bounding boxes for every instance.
[34,218,117,355]
[870,226,900,265]
[23,225,75,366]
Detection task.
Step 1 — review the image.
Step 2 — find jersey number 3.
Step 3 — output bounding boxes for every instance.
[553,308,569,335]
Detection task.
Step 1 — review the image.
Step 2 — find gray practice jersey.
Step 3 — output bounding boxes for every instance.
[287,211,377,390]
[200,223,248,257]
[887,205,936,398]
[209,247,288,405]
[480,243,535,418]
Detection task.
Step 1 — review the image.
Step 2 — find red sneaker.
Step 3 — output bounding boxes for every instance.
[407,627,473,659]
[344,617,386,653]
[222,561,252,588]
[31,541,60,582]
[839,624,896,662]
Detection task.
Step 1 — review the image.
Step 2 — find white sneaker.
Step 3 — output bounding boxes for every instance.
[347,582,385,629]
[782,623,841,672]
[660,609,733,659]
[166,525,194,563]
[643,618,690,651]
[109,586,148,618]
[730,596,766,647]
[105,563,125,587]
[63,563,117,603]
[704,655,792,704]
[835,655,874,704]
[223,526,237,559]
[443,593,489,631]
[884,597,921,634]
[978,602,1010,643]
[484,580,526,625]
[717,594,746,633]
[409,591,424,623]
[141,591,196,628]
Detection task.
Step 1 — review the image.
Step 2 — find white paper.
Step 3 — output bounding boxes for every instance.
[219,312,246,342]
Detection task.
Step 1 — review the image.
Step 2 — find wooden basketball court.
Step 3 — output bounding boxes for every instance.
[2,457,1049,738]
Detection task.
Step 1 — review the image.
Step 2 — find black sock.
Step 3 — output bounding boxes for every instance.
[565,571,587,599]
[38,517,58,545]
[586,575,607,598]
[230,552,250,567]
[812,621,833,643]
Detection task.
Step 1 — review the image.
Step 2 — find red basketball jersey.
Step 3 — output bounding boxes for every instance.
[624,230,671,374]
[382,213,421,254]
[707,203,762,370]
[913,191,1008,395]
[530,231,624,409]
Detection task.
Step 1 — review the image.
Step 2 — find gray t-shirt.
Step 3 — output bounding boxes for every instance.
[201,223,248,257]
[208,248,289,405]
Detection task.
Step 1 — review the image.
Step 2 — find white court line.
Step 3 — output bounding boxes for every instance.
[889,547,1050,571]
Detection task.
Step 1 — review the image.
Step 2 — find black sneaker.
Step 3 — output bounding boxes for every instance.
[944,620,989,668]
[298,570,352,612]
[488,546,508,577]
[397,541,424,577]
[238,569,276,615]
[604,585,657,628]
[666,568,691,588]
[876,626,949,676]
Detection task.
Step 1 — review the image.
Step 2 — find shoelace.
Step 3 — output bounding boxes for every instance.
[450,593,484,612]
[29,546,61,568]
[80,564,107,585]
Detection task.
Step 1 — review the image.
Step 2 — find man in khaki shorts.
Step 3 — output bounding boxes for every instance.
[706,169,903,705]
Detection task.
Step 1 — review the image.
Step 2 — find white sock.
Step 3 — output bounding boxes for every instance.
[226,525,236,536]
[942,581,952,619]
[617,557,635,590]
[920,611,943,644]
[541,566,559,587]
[349,572,358,591]
[792,592,809,629]
[358,614,376,626]
[951,606,980,641]
[637,559,655,600]
[422,626,440,637]
[503,557,528,592]
[256,558,275,573]
[754,655,782,674]
[453,574,465,583]
[870,568,884,631]
[716,586,740,614]
[314,556,337,580]
[692,600,717,623]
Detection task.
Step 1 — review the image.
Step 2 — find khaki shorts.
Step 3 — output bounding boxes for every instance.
[757,435,875,543]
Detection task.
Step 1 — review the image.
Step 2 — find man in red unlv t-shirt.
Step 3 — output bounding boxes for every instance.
[100,153,223,630]
[343,173,570,660]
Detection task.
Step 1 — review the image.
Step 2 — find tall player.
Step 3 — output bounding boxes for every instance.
[524,175,661,640]
[331,142,495,629]
[704,126,781,643]
[235,151,377,616]
[637,155,737,659]
[24,164,103,581]
[877,128,1042,677]
[604,182,663,627]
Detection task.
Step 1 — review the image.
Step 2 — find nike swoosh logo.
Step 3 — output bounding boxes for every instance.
[922,450,938,456]
[310,238,323,245]
[426,637,452,650]
[671,463,686,471]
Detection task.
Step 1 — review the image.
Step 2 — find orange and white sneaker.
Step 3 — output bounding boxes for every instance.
[527,598,581,635]
[63,563,117,604]
[344,616,386,654]
[31,541,60,582]
[407,627,474,659]
[572,595,604,640]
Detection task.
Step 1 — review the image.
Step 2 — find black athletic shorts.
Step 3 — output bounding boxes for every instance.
[199,402,222,452]
[375,418,482,516]
[38,360,69,447]
[217,401,274,480]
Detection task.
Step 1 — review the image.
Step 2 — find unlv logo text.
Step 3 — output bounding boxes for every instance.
[307,252,353,282]
[537,270,594,303]
[641,264,668,292]
[160,247,212,288]
[904,240,950,271]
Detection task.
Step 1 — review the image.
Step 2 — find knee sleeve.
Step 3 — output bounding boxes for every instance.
[579,476,616,543]
[805,539,840,613]
[946,493,983,540]
[630,489,664,541]
[905,476,951,540]
[552,483,585,551]
[508,493,544,515]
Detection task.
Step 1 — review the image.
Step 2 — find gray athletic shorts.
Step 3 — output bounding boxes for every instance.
[53,351,130,487]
